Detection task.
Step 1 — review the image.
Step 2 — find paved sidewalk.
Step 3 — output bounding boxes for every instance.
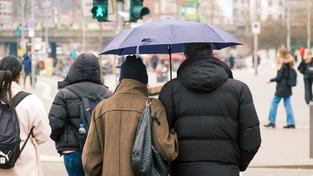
[236,57,313,171]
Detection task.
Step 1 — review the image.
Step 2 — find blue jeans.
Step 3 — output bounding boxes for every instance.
[63,152,85,176]
[268,96,295,125]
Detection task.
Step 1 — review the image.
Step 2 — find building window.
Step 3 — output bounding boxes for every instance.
[268,14,273,20]
[279,1,283,7]
[268,1,272,7]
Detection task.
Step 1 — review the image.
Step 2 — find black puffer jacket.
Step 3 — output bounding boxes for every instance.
[49,54,112,154]
[270,64,292,97]
[298,59,313,79]
[159,57,261,176]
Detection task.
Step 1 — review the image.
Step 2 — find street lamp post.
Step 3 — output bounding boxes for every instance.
[308,0,311,49]
[253,0,259,75]
[286,0,291,51]
[31,0,36,88]
[21,0,24,40]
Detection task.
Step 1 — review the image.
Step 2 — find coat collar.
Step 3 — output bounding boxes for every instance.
[11,81,22,96]
[114,79,148,96]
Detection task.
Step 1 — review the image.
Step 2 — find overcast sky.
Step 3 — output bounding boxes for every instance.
[219,0,233,18]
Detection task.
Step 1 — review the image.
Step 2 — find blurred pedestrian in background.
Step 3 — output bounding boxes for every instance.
[49,53,112,176]
[265,48,296,129]
[22,52,32,88]
[252,53,261,68]
[298,49,313,104]
[82,56,178,176]
[0,56,51,176]
[151,54,159,71]
[159,43,261,176]
[228,54,235,69]
[299,48,305,60]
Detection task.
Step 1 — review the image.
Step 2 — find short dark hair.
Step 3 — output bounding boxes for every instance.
[184,43,213,58]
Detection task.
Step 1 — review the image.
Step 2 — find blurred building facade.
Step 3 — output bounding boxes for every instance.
[261,0,286,21]
[0,0,13,30]
[232,0,251,27]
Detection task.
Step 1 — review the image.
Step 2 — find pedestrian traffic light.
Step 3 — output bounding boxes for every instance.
[15,28,21,36]
[91,0,108,22]
[130,0,150,22]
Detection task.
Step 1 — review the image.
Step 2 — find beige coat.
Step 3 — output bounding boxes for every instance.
[82,79,178,176]
[0,82,51,176]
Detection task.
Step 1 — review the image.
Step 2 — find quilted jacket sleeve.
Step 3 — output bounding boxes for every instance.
[238,84,261,171]
[151,99,178,162]
[48,90,68,142]
[159,82,176,129]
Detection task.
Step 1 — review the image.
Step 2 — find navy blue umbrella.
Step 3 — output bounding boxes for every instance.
[100,19,242,79]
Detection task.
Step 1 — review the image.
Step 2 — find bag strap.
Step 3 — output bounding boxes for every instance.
[12,91,31,108]
[18,126,34,157]
[66,86,89,128]
[66,85,105,129]
[11,91,33,158]
[145,98,160,125]
[66,85,84,99]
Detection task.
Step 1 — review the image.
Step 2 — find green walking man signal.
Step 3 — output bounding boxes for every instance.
[91,0,108,22]
[96,6,104,17]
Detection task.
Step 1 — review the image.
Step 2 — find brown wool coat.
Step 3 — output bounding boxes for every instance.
[82,79,178,176]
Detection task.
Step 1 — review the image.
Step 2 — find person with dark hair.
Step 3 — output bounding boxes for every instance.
[0,56,50,176]
[82,55,178,176]
[298,50,313,104]
[48,53,112,176]
[159,43,261,176]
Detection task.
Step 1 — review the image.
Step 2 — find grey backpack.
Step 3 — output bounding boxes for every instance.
[131,99,168,176]
[66,85,109,150]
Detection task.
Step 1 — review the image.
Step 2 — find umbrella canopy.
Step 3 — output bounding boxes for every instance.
[100,19,241,55]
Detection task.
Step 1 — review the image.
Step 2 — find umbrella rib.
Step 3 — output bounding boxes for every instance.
[205,25,227,43]
[116,28,143,52]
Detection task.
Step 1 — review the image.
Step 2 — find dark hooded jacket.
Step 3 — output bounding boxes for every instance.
[159,56,261,176]
[48,54,112,154]
[270,64,292,97]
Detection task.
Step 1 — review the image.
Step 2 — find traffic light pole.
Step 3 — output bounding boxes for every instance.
[31,0,36,88]
[116,1,124,32]
[115,0,125,87]
[21,0,24,41]
[308,0,311,49]
[253,0,258,75]
[287,0,291,51]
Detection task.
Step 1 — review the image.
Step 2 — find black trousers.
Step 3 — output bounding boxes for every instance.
[304,78,313,104]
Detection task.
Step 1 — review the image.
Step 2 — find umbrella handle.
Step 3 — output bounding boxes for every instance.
[136,38,155,57]
[168,45,172,80]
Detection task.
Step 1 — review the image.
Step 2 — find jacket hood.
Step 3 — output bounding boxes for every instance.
[177,56,233,93]
[58,53,102,89]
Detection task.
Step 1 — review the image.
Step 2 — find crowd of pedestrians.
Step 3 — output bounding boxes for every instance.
[2,43,313,176]
[0,42,262,176]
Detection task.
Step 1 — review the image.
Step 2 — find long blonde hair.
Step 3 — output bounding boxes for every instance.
[304,50,313,63]
[277,48,294,69]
